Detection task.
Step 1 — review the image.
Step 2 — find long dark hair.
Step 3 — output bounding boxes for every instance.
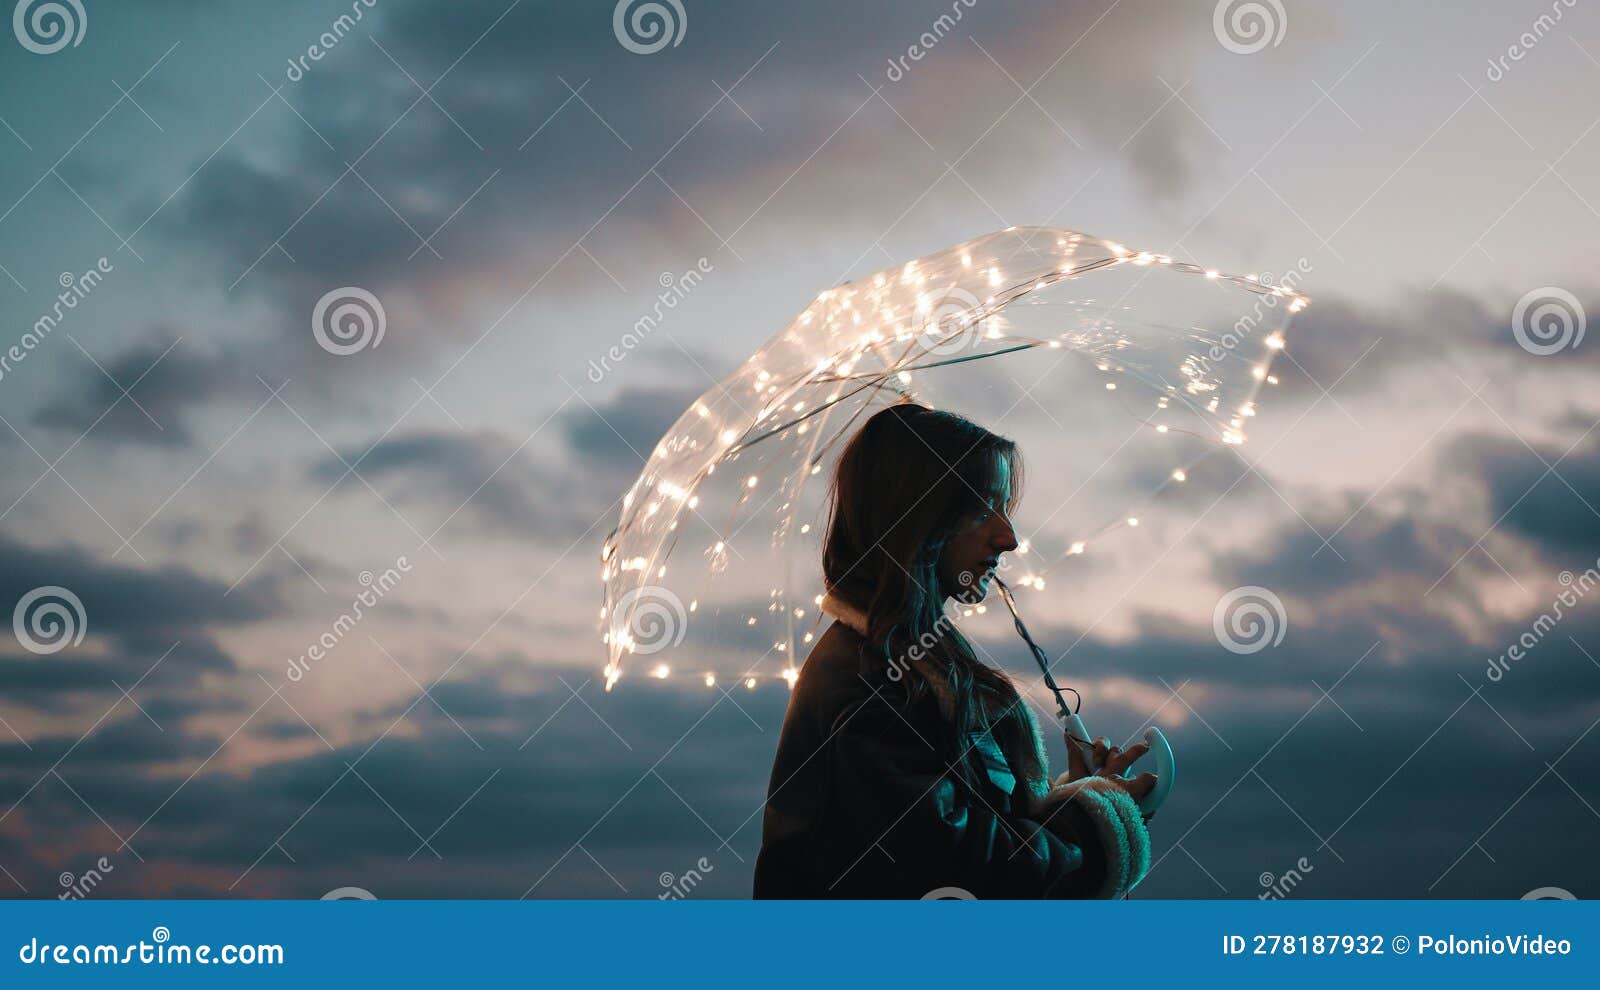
[822,402,1034,785]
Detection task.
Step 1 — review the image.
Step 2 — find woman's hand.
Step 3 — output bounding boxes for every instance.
[1063,734,1158,811]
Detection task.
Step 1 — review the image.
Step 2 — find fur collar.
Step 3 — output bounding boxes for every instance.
[820,590,1052,799]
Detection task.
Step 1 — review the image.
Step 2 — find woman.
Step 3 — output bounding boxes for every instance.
[752,402,1155,899]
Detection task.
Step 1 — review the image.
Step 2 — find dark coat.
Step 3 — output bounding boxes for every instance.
[753,615,1118,898]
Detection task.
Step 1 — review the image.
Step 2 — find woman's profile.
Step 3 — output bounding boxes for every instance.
[753,402,1156,899]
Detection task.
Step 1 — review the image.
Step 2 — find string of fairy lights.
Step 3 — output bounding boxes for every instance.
[599,229,1308,691]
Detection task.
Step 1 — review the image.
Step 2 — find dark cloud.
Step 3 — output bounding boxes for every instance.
[309,429,611,539]
[5,631,1598,899]
[0,533,280,644]
[559,383,703,477]
[156,0,1209,322]
[1445,429,1600,569]
[1278,287,1600,396]
[0,533,281,717]
[32,338,251,448]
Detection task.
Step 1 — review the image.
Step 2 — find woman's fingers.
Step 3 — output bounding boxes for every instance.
[1065,736,1087,781]
[1102,740,1150,776]
[1092,736,1110,767]
[1121,771,1157,802]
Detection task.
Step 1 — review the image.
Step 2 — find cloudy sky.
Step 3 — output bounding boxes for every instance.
[1,0,1597,899]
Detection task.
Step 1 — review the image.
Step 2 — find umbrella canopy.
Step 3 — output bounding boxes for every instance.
[599,226,1308,691]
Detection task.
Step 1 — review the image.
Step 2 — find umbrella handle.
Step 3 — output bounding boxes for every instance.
[1061,711,1175,816]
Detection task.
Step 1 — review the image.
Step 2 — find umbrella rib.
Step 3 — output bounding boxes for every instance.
[730,342,1041,455]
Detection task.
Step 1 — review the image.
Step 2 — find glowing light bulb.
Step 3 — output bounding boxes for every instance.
[1068,541,1085,555]
[1127,517,1139,527]
[651,664,670,679]
[782,668,799,689]
[747,476,758,488]
[745,677,757,690]
[1172,469,1187,482]
[704,673,716,687]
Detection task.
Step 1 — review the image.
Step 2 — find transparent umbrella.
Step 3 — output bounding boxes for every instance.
[597,226,1308,807]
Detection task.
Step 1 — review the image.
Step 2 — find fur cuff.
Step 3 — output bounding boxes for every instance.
[1037,777,1151,899]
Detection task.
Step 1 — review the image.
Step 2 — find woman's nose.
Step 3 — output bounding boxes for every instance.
[993,514,1019,552]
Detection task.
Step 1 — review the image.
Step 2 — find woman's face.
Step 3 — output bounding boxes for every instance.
[937,460,1019,602]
